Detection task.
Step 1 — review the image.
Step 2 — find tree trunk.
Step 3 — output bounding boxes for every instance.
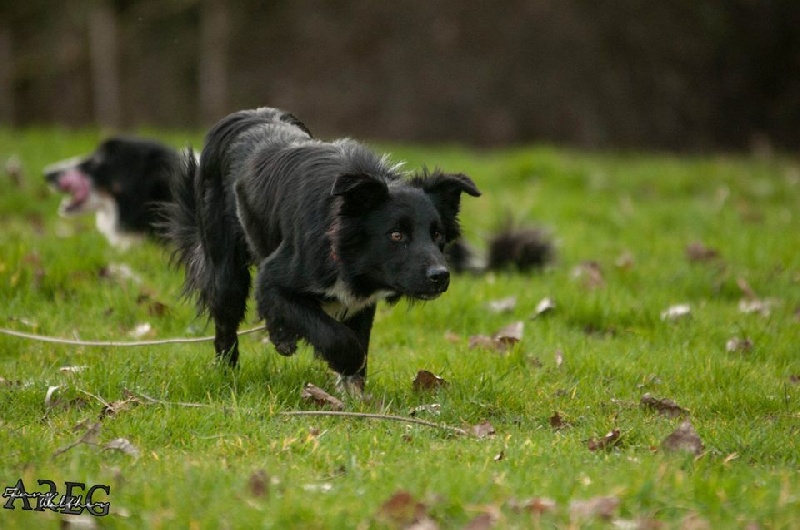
[199,0,230,126]
[0,26,14,125]
[88,3,121,129]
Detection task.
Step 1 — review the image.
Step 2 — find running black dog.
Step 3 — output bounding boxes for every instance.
[44,137,180,248]
[165,107,480,389]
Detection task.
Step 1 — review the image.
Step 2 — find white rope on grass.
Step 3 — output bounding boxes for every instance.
[0,325,266,347]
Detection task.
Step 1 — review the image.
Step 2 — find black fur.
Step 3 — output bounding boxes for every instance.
[44,136,179,245]
[445,227,555,273]
[165,107,480,386]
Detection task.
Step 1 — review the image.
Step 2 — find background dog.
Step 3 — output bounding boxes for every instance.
[165,107,480,389]
[44,136,181,248]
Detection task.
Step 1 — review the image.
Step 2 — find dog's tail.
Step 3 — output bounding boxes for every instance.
[161,149,213,310]
[445,227,555,273]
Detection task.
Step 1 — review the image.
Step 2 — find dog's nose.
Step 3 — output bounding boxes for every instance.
[426,265,450,289]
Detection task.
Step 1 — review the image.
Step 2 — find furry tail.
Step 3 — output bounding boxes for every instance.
[162,149,214,312]
[445,227,554,273]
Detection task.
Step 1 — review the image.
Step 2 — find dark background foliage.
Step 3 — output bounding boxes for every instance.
[1,0,798,151]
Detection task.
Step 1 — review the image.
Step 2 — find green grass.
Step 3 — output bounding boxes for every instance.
[1,128,798,528]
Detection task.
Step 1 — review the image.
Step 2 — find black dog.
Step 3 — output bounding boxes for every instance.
[44,137,180,248]
[165,107,480,389]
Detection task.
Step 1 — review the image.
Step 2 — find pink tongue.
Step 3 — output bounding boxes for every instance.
[57,168,91,207]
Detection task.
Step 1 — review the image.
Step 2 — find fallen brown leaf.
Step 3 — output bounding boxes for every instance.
[471,421,496,439]
[572,261,605,289]
[103,438,140,458]
[615,251,635,270]
[444,330,462,343]
[661,420,704,456]
[587,429,621,451]
[376,490,429,527]
[468,321,524,353]
[413,370,448,392]
[736,277,758,299]
[789,375,800,385]
[569,495,620,521]
[508,497,557,515]
[531,297,555,319]
[660,304,691,321]
[488,296,516,313]
[493,450,504,462]
[640,393,687,418]
[301,383,345,411]
[686,242,719,262]
[549,411,571,430]
[725,337,753,353]
[248,469,269,498]
[463,513,495,530]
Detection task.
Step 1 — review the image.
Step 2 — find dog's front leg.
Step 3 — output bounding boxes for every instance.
[255,262,367,380]
[335,305,377,392]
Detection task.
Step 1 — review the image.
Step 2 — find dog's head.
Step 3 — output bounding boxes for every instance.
[331,170,480,301]
[44,137,172,216]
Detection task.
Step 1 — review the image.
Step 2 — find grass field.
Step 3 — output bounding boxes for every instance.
[1,128,798,529]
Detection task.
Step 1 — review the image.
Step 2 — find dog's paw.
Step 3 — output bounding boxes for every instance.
[268,326,299,356]
[336,374,365,398]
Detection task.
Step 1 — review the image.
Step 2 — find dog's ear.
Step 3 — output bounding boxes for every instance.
[331,173,389,214]
[412,171,481,240]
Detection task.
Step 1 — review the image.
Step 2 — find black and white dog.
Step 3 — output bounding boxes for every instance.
[165,107,480,389]
[44,137,181,248]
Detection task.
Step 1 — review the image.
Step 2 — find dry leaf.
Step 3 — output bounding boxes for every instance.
[488,296,516,313]
[493,450,505,462]
[248,469,269,498]
[738,298,774,316]
[725,337,753,353]
[661,420,704,456]
[413,370,448,392]
[59,365,88,373]
[660,304,691,321]
[508,497,557,515]
[789,375,800,385]
[640,393,687,418]
[463,513,495,530]
[103,438,140,458]
[301,383,345,411]
[555,349,564,368]
[101,397,140,419]
[572,261,605,289]
[569,495,620,520]
[44,385,62,409]
[686,242,719,262]
[736,277,758,299]
[129,323,152,339]
[615,251,635,270]
[471,421,496,439]
[469,321,524,353]
[376,490,428,527]
[444,330,461,343]
[532,297,555,319]
[409,403,441,417]
[549,411,570,430]
[587,429,621,451]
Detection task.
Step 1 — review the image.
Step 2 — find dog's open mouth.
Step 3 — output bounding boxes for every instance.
[54,168,93,214]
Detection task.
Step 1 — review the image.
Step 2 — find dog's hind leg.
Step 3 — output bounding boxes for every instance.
[208,252,251,366]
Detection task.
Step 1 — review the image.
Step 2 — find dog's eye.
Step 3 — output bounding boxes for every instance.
[389,230,405,242]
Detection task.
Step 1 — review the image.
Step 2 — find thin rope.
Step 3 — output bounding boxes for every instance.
[0,325,265,347]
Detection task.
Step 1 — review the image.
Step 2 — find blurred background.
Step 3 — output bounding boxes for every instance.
[0,0,798,151]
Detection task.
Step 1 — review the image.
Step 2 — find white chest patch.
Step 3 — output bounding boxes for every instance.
[321,278,395,320]
[93,194,142,250]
